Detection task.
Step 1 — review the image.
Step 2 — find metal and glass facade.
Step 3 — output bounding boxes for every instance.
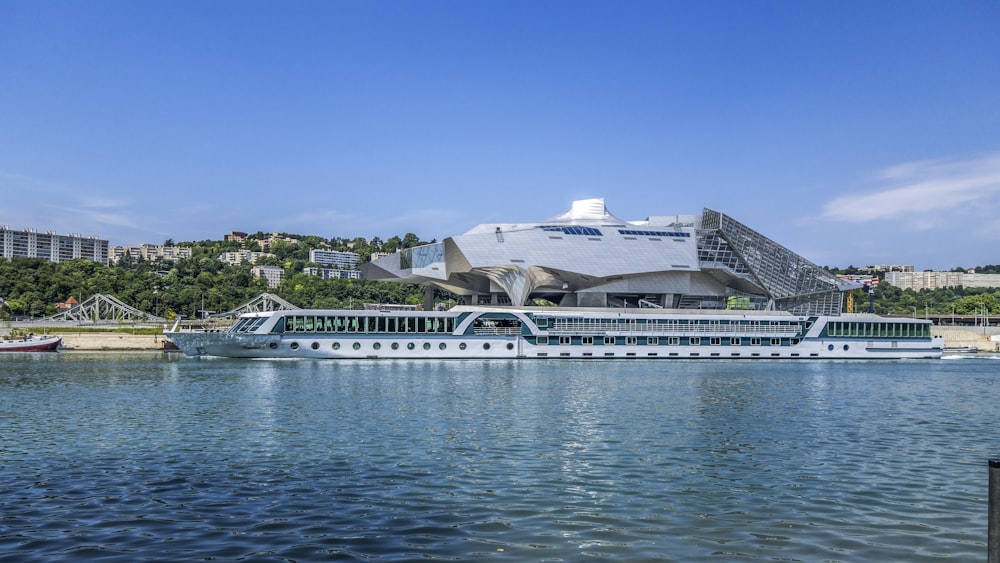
[365,199,855,316]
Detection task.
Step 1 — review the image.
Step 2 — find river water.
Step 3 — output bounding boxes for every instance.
[0,352,995,561]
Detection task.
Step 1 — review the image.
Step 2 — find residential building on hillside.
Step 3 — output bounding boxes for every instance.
[862,264,914,273]
[303,267,363,280]
[0,226,109,265]
[309,249,360,269]
[885,271,1000,290]
[251,265,285,288]
[220,251,275,265]
[255,233,300,250]
[111,244,192,263]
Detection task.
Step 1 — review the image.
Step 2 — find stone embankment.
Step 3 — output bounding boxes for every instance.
[59,332,170,351]
[932,327,999,352]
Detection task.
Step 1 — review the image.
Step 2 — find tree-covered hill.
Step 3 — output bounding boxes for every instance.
[0,233,438,320]
[3,237,1000,320]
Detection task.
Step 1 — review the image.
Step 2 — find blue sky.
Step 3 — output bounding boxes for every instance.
[2,1,998,270]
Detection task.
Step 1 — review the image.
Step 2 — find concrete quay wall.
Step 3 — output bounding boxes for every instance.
[59,332,169,351]
[932,326,999,352]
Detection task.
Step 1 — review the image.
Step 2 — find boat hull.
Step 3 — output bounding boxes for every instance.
[167,332,942,360]
[166,306,942,360]
[0,336,62,352]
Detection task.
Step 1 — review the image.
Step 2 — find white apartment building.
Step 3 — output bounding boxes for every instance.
[884,271,1000,290]
[111,244,192,263]
[251,265,285,288]
[0,226,109,265]
[220,251,275,265]
[309,249,360,270]
[303,267,364,280]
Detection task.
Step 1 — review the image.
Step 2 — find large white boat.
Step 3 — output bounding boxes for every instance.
[166,306,943,360]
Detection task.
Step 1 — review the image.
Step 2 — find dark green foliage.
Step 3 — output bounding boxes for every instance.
[0,233,439,320]
[6,246,997,320]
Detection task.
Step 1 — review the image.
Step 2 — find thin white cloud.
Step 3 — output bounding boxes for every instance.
[819,152,1000,223]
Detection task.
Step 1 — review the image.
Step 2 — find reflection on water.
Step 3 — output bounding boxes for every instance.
[0,354,994,561]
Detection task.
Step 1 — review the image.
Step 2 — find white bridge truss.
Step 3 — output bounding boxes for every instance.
[45,293,166,323]
[211,293,300,318]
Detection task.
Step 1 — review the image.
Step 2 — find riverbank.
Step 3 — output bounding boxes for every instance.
[59,332,170,351]
[933,326,999,352]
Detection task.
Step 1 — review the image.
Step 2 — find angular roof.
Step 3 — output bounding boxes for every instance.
[365,198,849,315]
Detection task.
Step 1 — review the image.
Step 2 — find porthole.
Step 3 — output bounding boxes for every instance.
[269,342,277,349]
[333,342,340,350]
[843,344,850,351]
[353,342,361,350]
[483,343,491,350]
[290,342,299,350]
[506,343,514,350]
[391,342,399,350]
[311,342,320,350]
[407,342,415,350]
[373,342,381,350]
[423,343,431,350]
[827,344,834,351]
[459,343,467,350]
[439,343,447,350]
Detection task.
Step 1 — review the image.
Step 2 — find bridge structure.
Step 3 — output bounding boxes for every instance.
[43,293,166,324]
[210,293,300,319]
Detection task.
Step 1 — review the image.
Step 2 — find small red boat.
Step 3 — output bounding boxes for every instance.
[0,335,62,352]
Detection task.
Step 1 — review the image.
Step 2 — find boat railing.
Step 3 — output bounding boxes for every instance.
[546,321,801,336]
[472,327,521,336]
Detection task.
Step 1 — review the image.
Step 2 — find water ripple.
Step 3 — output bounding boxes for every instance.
[0,355,993,561]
